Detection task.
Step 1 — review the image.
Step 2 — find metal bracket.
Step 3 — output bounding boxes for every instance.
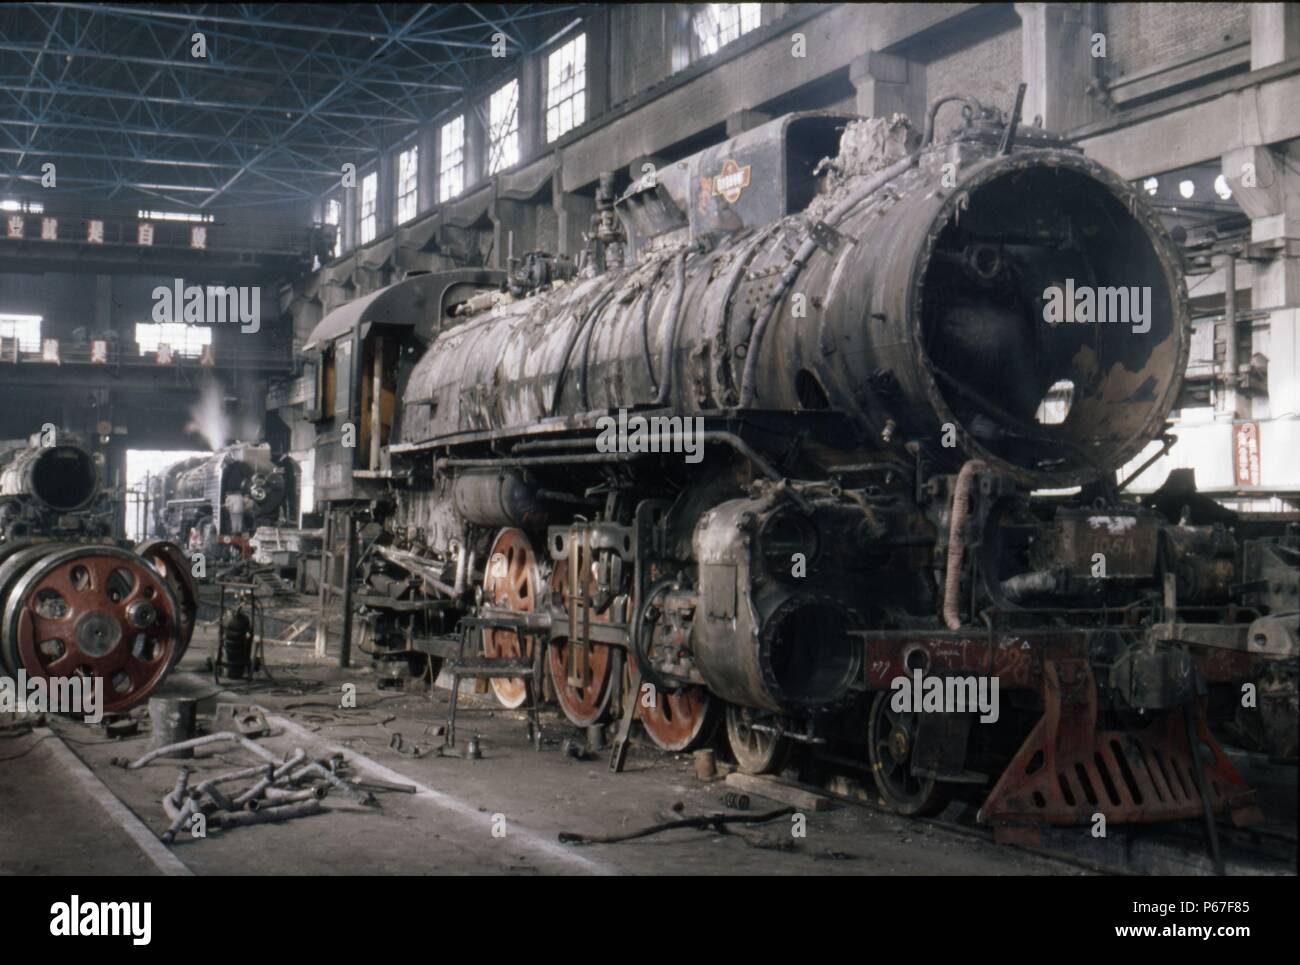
[808,220,849,254]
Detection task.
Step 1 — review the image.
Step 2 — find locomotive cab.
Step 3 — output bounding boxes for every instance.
[303,269,503,504]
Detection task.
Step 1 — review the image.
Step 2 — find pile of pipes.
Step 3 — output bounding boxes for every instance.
[120,730,374,843]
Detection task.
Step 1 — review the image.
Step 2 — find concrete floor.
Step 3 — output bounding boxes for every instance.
[0,626,1086,876]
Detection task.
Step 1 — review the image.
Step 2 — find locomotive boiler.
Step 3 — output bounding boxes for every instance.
[151,442,295,554]
[306,99,1297,838]
[0,433,198,714]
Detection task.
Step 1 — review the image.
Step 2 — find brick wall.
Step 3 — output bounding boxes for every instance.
[1104,2,1248,79]
[608,4,678,108]
[923,27,1023,119]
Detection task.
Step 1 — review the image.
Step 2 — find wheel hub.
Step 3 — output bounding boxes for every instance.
[74,610,123,658]
[889,724,910,763]
[126,600,157,628]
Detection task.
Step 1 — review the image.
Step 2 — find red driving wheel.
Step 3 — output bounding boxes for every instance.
[2,545,182,715]
[135,538,199,662]
[481,528,542,709]
[547,558,620,727]
[623,648,718,753]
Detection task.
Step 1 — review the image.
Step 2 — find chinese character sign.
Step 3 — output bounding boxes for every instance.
[1233,421,1261,487]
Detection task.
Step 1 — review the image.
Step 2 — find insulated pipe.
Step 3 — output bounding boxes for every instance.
[262,785,327,803]
[339,511,356,670]
[231,769,275,808]
[288,760,373,805]
[211,799,322,828]
[943,459,987,630]
[125,731,281,769]
[190,749,305,802]
[161,793,196,844]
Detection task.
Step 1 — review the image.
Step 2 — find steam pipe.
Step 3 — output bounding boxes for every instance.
[943,459,987,630]
[340,510,356,670]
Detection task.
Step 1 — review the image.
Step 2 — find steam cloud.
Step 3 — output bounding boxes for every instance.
[185,376,231,451]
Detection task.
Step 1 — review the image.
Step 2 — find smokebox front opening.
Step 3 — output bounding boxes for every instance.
[918,165,1180,482]
[764,603,859,708]
[32,446,97,511]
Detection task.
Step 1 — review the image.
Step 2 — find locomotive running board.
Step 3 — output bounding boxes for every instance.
[978,660,1261,843]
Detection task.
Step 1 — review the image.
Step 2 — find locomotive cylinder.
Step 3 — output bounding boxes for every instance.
[691,496,861,714]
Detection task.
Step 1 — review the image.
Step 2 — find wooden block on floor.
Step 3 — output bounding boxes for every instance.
[724,772,831,812]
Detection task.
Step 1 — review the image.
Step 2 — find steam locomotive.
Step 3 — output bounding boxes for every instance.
[304,101,1297,837]
[0,432,197,714]
[149,442,296,557]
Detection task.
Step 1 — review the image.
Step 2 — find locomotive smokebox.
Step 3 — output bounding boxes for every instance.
[873,151,1189,487]
[0,443,100,512]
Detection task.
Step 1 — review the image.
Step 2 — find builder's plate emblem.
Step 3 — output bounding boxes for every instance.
[710,159,752,204]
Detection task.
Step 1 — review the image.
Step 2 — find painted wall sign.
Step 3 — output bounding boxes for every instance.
[1233,421,1261,487]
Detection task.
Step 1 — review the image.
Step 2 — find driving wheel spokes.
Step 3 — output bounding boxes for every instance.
[637,677,717,752]
[481,528,542,709]
[725,704,794,775]
[1,545,183,715]
[867,690,949,816]
[546,559,618,727]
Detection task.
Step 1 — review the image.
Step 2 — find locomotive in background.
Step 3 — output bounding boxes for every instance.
[302,98,1297,837]
[0,430,197,714]
[149,442,297,559]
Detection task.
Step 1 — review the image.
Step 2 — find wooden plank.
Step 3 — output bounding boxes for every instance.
[724,772,831,812]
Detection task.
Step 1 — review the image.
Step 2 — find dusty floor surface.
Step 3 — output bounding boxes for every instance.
[0,627,1090,876]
